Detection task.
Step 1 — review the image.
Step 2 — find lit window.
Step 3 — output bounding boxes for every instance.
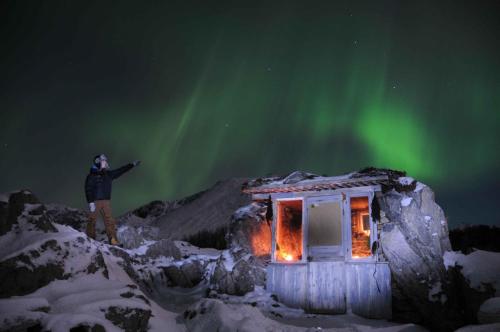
[351,197,371,258]
[275,200,303,262]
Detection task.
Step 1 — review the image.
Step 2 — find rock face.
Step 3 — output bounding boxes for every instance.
[375,176,462,330]
[104,306,151,332]
[208,202,270,296]
[154,178,251,244]
[228,202,271,258]
[114,178,251,250]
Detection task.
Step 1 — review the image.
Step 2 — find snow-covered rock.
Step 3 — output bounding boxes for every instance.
[478,297,500,324]
[0,191,185,331]
[444,250,500,293]
[454,323,500,332]
[444,250,500,325]
[210,248,266,296]
[375,175,460,330]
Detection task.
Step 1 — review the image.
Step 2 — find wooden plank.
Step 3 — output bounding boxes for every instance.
[266,264,307,308]
[307,262,346,314]
[346,262,392,319]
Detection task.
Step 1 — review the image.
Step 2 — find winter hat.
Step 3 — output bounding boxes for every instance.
[92,154,108,169]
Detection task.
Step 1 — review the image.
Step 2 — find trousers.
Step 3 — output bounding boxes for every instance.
[86,200,117,240]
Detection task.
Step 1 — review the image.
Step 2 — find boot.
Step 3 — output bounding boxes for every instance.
[110,237,121,246]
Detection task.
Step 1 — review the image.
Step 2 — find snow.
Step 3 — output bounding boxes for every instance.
[0,297,49,313]
[233,202,265,221]
[424,216,432,221]
[414,182,426,192]
[444,250,500,293]
[125,239,156,256]
[185,293,428,332]
[12,256,186,331]
[398,177,415,186]
[454,323,500,332]
[401,197,413,207]
[221,249,235,271]
[480,297,500,316]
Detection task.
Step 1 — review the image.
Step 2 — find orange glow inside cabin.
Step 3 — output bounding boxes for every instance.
[350,196,371,258]
[275,199,303,262]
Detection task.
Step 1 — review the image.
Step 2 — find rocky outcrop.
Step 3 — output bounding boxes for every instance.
[154,178,251,243]
[376,176,462,330]
[0,190,41,235]
[211,249,266,296]
[0,191,171,331]
[228,202,271,258]
[104,306,151,332]
[44,203,89,233]
[162,261,204,288]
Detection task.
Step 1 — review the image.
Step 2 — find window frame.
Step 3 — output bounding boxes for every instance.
[271,197,306,264]
[305,195,345,261]
[346,191,377,262]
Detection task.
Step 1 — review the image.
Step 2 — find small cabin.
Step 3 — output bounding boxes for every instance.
[243,172,392,319]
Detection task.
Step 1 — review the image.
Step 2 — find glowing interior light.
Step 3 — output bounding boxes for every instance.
[285,254,293,261]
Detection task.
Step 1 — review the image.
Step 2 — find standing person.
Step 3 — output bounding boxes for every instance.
[84,154,141,245]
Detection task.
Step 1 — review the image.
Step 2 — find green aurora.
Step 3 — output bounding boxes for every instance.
[0,1,499,227]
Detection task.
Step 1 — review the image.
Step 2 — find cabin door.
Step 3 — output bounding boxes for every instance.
[305,196,346,313]
[306,196,344,260]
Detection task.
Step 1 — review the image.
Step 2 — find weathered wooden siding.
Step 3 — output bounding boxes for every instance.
[346,262,392,319]
[307,261,346,313]
[267,262,391,319]
[266,263,307,308]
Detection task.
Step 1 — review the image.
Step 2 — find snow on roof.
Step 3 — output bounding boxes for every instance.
[242,170,390,194]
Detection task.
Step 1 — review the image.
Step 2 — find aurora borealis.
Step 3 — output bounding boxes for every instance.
[1,1,499,227]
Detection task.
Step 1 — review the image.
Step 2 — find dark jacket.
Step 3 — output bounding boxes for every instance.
[85,163,134,203]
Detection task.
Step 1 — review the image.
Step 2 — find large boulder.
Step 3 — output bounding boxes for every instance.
[376,176,462,330]
[211,249,266,296]
[228,202,271,259]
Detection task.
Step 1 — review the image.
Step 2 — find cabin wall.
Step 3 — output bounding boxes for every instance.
[346,262,392,319]
[307,261,346,313]
[267,262,392,319]
[266,263,307,308]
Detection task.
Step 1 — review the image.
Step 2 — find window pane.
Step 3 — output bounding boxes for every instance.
[351,197,371,258]
[308,201,342,246]
[276,200,303,262]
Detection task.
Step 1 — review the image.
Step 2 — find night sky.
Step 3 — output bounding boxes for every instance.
[1,1,499,227]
